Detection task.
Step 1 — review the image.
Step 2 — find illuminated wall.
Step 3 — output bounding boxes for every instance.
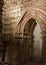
[1,0,46,65]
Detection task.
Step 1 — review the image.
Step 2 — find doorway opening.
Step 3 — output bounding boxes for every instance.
[21,19,42,63]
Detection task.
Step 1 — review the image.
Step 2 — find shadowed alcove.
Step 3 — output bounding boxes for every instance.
[20,19,42,63]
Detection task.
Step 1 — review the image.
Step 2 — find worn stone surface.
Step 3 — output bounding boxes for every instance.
[0,0,46,65]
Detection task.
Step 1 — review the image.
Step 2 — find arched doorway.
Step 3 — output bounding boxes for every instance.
[33,21,42,61]
[21,18,42,63]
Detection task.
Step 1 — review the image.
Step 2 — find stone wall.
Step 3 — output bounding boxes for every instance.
[0,0,4,63]
[1,0,46,65]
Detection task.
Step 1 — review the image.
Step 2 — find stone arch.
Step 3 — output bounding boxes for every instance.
[19,12,46,33]
[1,0,46,65]
[21,19,37,61]
[15,8,46,64]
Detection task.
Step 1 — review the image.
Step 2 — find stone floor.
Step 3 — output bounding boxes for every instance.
[0,62,42,65]
[24,62,42,65]
[0,58,42,65]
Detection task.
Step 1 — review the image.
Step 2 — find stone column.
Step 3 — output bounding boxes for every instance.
[29,33,34,60]
[7,39,18,65]
[41,32,46,65]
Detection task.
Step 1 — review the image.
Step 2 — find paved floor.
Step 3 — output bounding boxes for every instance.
[25,63,42,65]
[0,62,42,65]
[24,61,42,65]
